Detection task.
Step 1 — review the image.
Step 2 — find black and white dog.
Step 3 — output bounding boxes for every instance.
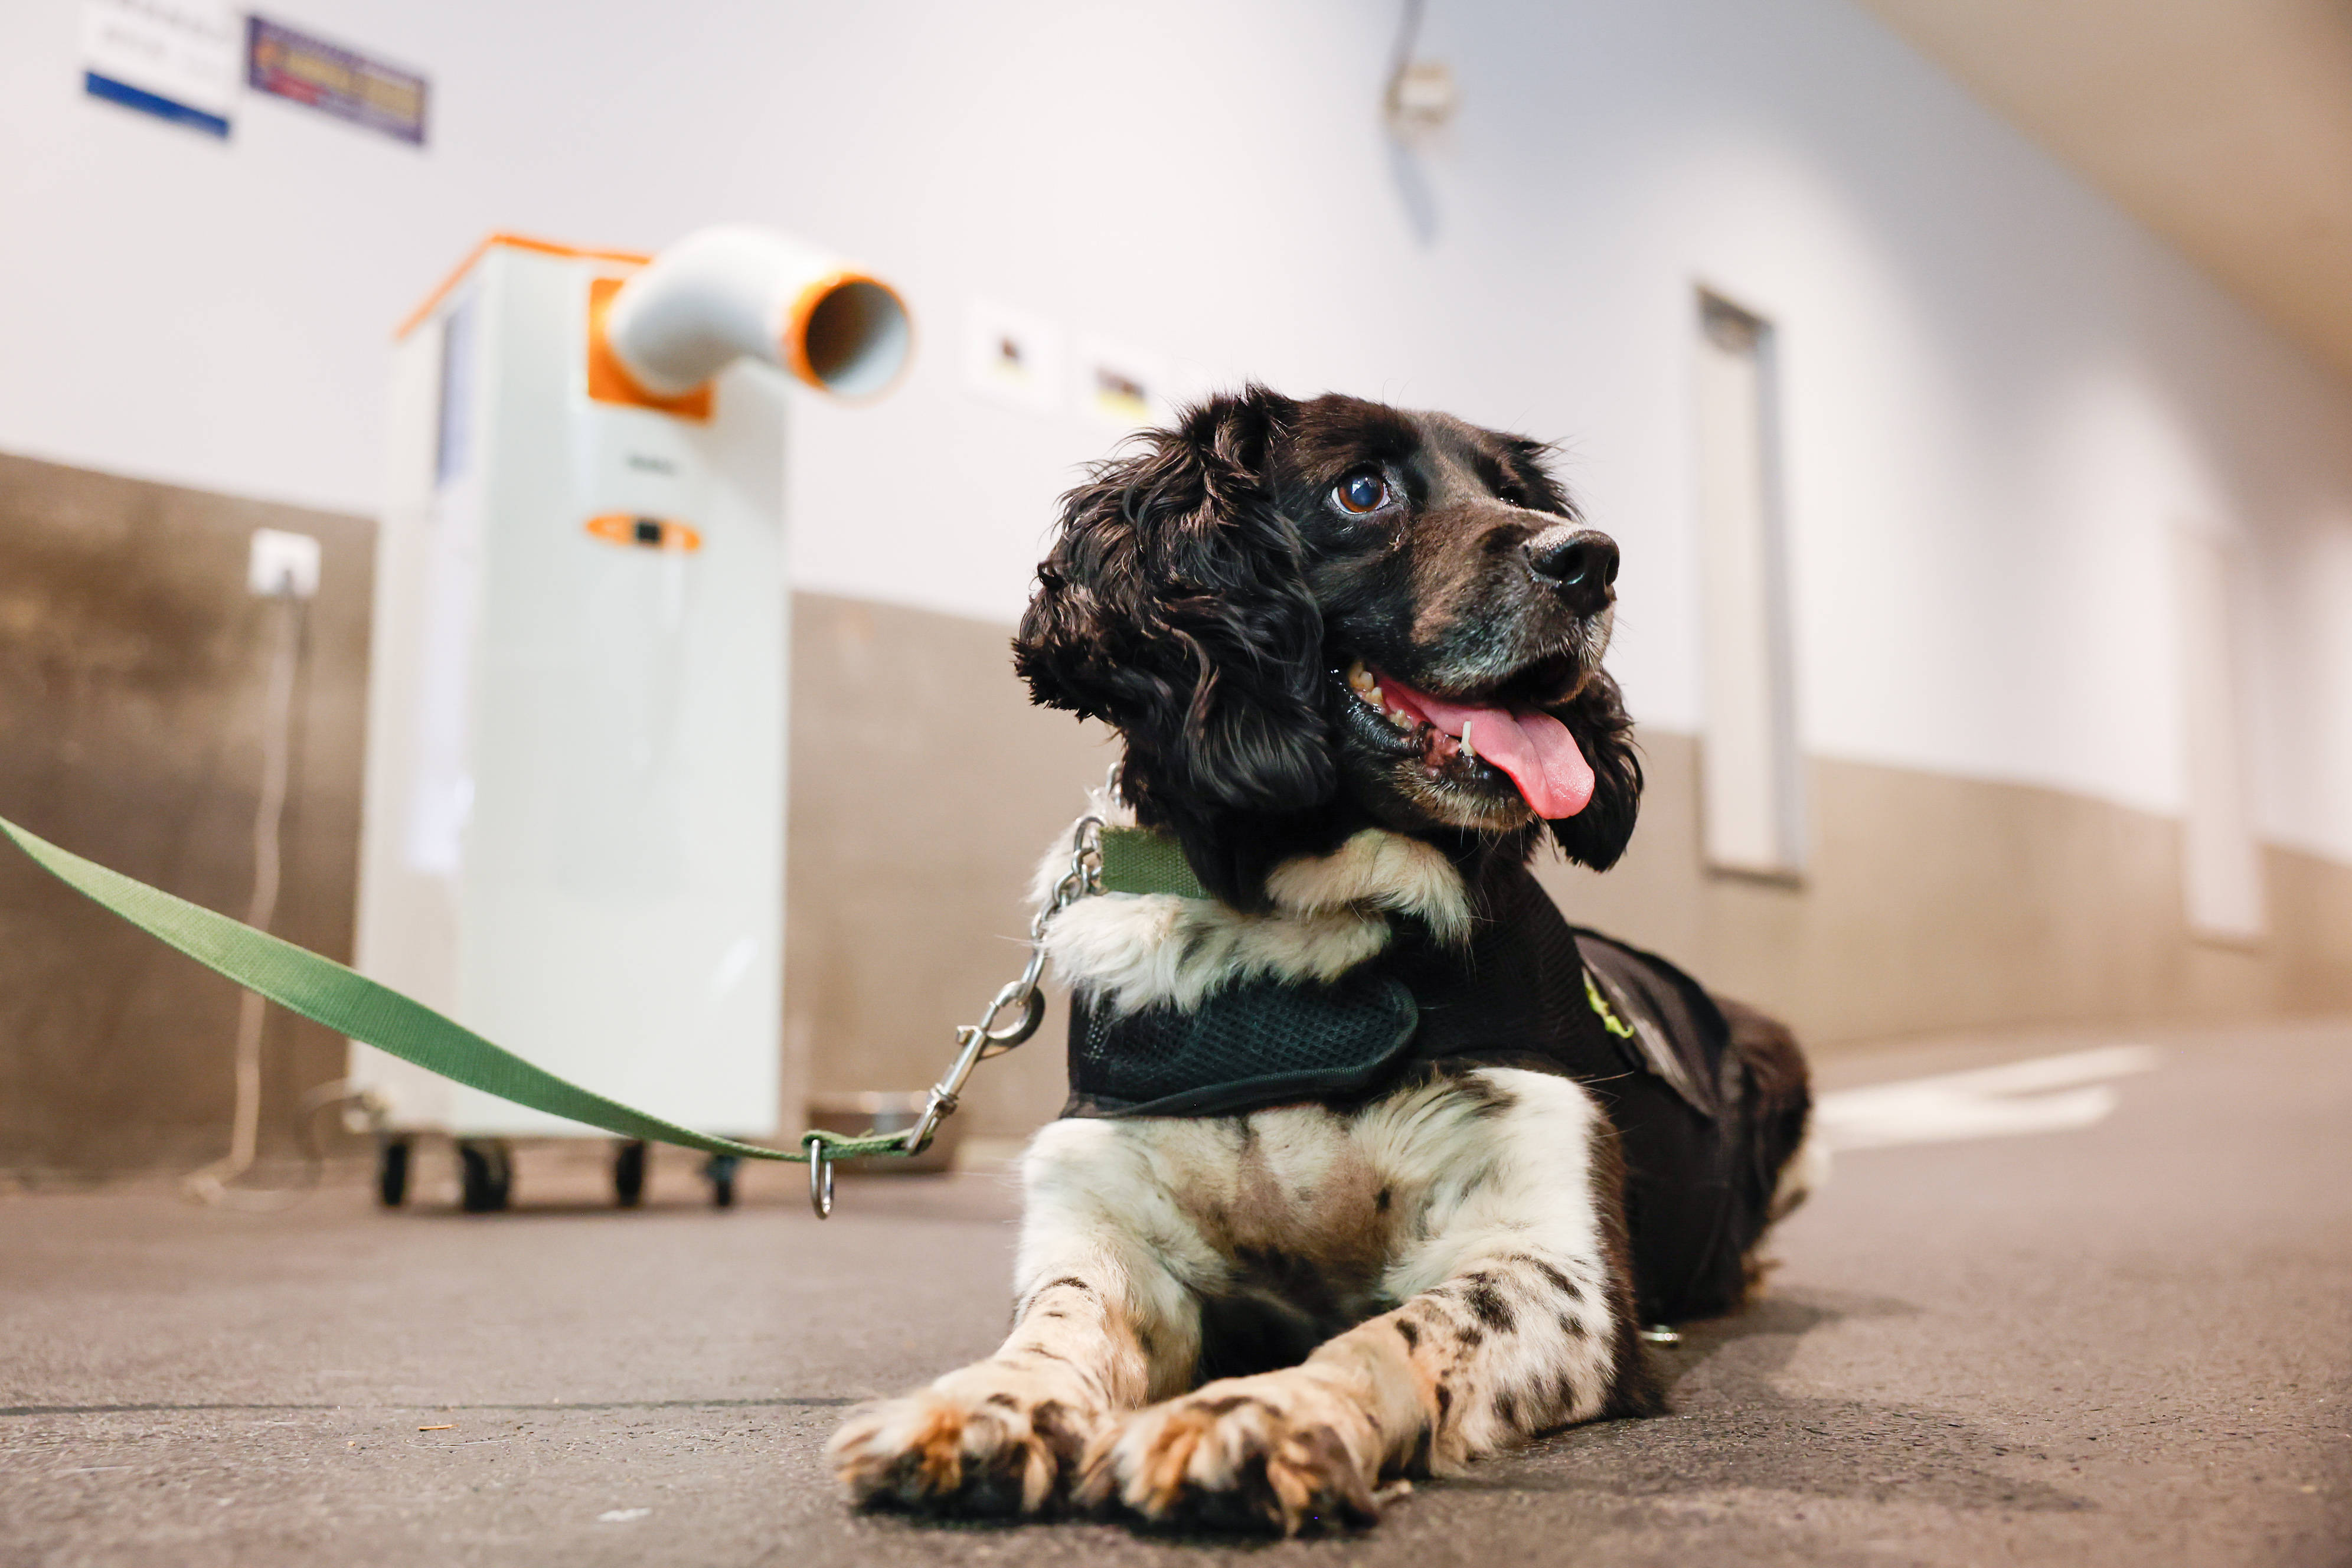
[828,389,1821,1534]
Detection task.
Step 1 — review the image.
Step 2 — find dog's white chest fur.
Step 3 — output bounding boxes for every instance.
[1034,811,1472,1017]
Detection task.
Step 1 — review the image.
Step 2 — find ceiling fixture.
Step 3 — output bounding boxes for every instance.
[1384,0,1459,135]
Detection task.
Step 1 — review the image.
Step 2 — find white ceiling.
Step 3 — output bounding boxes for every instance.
[1854,0,2352,384]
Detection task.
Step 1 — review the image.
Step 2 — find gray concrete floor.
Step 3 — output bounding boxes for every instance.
[5,1020,2350,1568]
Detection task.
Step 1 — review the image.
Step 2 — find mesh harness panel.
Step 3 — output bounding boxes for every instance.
[1060,852,1805,1323]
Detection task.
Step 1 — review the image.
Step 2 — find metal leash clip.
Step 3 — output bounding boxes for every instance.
[805,1132,837,1219]
[805,814,1104,1218]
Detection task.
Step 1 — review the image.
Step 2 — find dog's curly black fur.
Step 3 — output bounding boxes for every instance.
[1014,386,1641,906]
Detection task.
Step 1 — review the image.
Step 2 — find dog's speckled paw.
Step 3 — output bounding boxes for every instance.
[826,1383,1098,1518]
[1076,1377,1382,1536]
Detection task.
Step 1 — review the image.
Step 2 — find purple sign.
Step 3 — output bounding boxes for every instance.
[246,15,427,145]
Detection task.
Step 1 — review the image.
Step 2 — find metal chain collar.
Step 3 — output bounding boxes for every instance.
[804,814,1103,1217]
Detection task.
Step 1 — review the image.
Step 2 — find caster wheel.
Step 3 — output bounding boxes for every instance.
[377,1137,412,1208]
[457,1139,514,1213]
[703,1154,740,1210]
[613,1140,648,1208]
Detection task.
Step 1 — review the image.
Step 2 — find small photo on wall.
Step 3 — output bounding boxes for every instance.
[1075,337,1171,430]
[962,299,1064,413]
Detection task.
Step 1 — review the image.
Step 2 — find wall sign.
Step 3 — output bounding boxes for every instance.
[81,0,239,138]
[962,299,1065,413]
[1075,336,1170,430]
[247,14,428,145]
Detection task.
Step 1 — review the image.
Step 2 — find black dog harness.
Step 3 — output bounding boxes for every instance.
[1060,847,1796,1323]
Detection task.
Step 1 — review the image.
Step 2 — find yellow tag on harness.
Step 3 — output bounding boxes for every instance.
[1585,969,1637,1040]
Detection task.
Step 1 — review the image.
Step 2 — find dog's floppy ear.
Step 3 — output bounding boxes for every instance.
[1549,670,1642,871]
[1015,387,1333,902]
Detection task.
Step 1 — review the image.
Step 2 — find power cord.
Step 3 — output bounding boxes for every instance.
[184,582,316,1210]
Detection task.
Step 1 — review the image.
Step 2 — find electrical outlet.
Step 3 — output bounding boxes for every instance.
[249,528,321,598]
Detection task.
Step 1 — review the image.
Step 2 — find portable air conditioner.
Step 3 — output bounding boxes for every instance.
[351,227,909,1208]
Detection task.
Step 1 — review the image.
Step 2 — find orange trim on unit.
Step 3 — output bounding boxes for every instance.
[394,232,655,339]
[586,514,704,553]
[584,276,715,421]
[780,270,904,394]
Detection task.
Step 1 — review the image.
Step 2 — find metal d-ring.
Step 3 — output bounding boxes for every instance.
[804,1133,834,1219]
[977,982,1047,1048]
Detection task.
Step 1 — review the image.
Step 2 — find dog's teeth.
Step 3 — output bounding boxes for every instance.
[1461,718,1478,763]
[1345,662,1394,714]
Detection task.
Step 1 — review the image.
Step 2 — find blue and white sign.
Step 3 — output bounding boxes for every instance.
[81,0,239,138]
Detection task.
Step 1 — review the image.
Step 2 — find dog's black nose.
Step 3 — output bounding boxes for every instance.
[1525,529,1619,609]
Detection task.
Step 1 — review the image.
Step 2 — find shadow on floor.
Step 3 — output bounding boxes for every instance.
[1475,1288,2090,1514]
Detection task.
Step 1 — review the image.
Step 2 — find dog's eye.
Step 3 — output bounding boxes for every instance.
[1333,471,1389,515]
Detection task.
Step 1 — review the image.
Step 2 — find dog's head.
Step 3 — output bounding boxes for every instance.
[1014,387,1641,906]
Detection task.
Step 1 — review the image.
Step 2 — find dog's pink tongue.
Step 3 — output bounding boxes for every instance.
[1378,674,1596,819]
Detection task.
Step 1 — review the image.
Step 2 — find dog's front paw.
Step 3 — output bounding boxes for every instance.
[1076,1375,1382,1536]
[827,1376,1100,1518]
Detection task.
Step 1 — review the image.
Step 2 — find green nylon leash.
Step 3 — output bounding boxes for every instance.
[0,809,1193,1183]
[0,812,905,1167]
[1095,825,1211,899]
[3,810,1634,1191]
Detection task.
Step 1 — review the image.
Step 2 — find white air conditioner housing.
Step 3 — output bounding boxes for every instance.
[352,228,908,1145]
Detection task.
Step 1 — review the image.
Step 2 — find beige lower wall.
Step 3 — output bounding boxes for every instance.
[783,594,1112,1146]
[0,453,373,1177]
[1534,734,2352,1047]
[2,453,2346,1173]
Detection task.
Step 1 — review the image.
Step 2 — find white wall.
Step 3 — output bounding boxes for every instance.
[5,0,2352,865]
